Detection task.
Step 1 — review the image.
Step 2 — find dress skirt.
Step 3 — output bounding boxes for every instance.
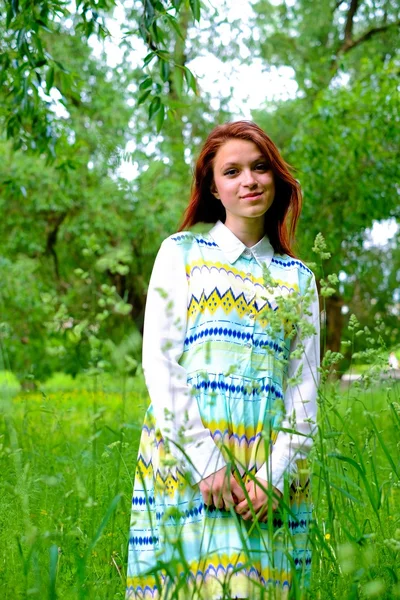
[126,376,313,600]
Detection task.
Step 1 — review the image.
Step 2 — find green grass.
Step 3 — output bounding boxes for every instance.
[0,374,145,599]
[311,379,400,599]
[1,373,399,599]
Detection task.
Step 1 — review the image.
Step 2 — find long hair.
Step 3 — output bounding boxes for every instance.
[178,121,302,257]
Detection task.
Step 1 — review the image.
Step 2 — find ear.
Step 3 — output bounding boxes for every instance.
[211,182,220,199]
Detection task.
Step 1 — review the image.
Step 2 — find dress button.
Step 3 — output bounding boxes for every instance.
[245,342,252,348]
[249,313,255,320]
[246,273,252,278]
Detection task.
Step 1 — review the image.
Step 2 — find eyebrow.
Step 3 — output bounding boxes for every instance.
[221,155,267,170]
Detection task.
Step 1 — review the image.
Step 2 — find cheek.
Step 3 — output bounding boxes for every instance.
[215,179,236,198]
[262,173,275,186]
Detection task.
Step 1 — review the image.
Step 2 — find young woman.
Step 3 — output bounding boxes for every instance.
[126,121,320,599]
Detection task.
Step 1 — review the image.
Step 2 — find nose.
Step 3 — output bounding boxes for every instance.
[242,169,257,187]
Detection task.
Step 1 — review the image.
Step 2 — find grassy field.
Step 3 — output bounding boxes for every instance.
[1,371,399,599]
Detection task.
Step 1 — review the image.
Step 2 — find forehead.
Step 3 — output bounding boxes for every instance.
[213,138,264,167]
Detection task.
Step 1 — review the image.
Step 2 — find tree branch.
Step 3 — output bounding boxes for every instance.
[334,0,347,11]
[342,20,400,53]
[45,212,67,280]
[344,0,360,46]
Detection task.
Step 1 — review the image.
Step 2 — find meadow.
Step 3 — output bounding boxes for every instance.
[1,370,399,599]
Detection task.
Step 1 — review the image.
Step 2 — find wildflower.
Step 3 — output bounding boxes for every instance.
[325,533,331,540]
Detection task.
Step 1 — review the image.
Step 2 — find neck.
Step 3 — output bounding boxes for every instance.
[224,215,265,247]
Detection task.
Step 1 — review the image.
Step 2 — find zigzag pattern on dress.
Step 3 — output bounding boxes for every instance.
[271,257,313,275]
[184,325,286,356]
[137,420,278,455]
[133,456,188,491]
[186,260,300,292]
[130,494,311,531]
[188,375,285,398]
[187,287,277,319]
[127,557,293,598]
[171,234,218,247]
[137,422,276,449]
[133,440,267,496]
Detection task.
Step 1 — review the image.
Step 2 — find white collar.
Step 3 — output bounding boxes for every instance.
[209,220,274,268]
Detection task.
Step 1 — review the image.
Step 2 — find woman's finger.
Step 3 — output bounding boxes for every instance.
[241,510,253,521]
[223,490,235,509]
[213,491,224,509]
[202,487,213,506]
[258,505,269,522]
[234,498,249,514]
[230,477,246,503]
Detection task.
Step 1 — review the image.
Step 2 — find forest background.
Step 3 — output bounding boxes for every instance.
[1,1,400,599]
[1,0,399,385]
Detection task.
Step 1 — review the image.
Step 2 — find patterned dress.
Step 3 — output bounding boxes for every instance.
[126,221,320,600]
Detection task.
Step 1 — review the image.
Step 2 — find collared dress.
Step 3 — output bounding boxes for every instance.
[126,221,320,600]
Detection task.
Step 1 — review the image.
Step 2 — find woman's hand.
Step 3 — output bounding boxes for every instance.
[199,466,246,510]
[234,477,282,522]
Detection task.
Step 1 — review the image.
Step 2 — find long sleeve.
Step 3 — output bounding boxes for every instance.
[256,274,320,494]
[142,237,227,485]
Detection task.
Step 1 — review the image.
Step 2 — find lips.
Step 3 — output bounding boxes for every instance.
[242,191,263,199]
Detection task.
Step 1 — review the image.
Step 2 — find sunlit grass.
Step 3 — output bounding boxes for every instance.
[1,373,399,598]
[0,374,145,599]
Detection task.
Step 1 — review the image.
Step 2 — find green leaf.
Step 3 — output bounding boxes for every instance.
[172,67,183,97]
[44,65,53,91]
[17,28,26,50]
[328,482,363,504]
[368,415,399,478]
[138,89,151,105]
[144,0,155,21]
[165,14,185,41]
[139,77,152,91]
[155,103,165,132]
[53,60,69,74]
[156,50,170,61]
[49,545,58,600]
[138,20,148,42]
[148,96,161,120]
[150,20,160,44]
[6,6,14,28]
[35,19,52,34]
[31,31,44,58]
[189,0,201,21]
[143,52,156,67]
[160,60,170,82]
[86,495,122,554]
[183,66,197,93]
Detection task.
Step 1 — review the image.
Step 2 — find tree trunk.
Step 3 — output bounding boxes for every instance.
[324,293,344,355]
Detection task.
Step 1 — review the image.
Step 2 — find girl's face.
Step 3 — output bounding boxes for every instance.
[211,138,275,224]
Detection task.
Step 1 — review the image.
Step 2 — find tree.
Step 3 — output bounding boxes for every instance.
[0,0,202,157]
[250,0,400,356]
[250,0,400,95]
[0,2,233,383]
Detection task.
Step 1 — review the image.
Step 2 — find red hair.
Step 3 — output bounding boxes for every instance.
[179,121,302,257]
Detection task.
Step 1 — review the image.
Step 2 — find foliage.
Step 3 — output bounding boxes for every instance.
[250,0,400,94]
[251,0,400,357]
[0,0,202,156]
[0,1,234,383]
[0,377,143,598]
[1,372,399,597]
